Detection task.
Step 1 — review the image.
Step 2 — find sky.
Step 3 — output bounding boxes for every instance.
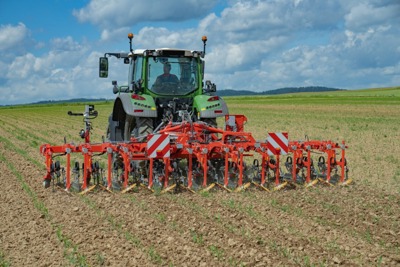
[0,0,399,105]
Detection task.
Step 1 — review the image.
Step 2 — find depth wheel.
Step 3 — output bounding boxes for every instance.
[43,179,51,188]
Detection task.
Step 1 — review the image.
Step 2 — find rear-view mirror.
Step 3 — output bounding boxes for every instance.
[99,57,108,78]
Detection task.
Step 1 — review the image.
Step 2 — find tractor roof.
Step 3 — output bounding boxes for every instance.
[132,48,204,58]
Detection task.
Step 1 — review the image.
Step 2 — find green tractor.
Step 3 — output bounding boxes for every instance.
[99,33,228,141]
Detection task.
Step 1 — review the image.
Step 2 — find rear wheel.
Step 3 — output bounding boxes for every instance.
[134,117,153,140]
[123,115,135,141]
[123,115,153,141]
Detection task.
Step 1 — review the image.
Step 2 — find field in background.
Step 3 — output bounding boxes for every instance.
[0,87,399,266]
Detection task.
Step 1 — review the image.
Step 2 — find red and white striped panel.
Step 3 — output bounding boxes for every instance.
[267,132,288,155]
[147,134,170,158]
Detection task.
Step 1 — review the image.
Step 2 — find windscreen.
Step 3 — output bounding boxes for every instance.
[148,57,198,96]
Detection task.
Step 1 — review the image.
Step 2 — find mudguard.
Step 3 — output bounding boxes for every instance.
[193,95,229,119]
[116,93,157,118]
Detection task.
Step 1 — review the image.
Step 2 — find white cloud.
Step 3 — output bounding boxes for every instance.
[7,53,36,79]
[0,23,28,51]
[72,0,219,42]
[73,0,218,28]
[0,34,110,105]
[100,27,130,42]
[345,1,400,30]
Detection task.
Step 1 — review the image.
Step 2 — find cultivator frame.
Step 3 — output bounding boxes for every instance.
[40,105,352,194]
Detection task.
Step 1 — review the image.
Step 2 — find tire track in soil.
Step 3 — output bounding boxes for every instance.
[0,149,67,266]
[0,133,154,266]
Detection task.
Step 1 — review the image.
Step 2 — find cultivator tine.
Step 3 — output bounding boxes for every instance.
[304,177,319,188]
[79,185,97,195]
[106,147,113,190]
[251,181,270,192]
[161,184,177,194]
[187,149,193,189]
[233,182,252,192]
[214,183,233,192]
[121,184,138,194]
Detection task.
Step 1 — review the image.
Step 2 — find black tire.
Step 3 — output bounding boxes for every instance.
[123,115,153,141]
[123,115,135,141]
[135,117,153,138]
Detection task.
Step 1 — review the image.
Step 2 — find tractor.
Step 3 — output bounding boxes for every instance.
[39,34,351,193]
[99,33,228,142]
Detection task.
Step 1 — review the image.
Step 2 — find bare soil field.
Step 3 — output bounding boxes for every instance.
[0,94,399,266]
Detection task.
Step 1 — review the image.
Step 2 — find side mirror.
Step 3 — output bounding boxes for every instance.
[99,57,108,78]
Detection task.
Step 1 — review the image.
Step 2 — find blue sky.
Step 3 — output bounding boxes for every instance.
[0,0,399,105]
